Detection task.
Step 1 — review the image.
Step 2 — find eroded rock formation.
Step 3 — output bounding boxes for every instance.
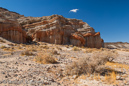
[0,22,26,43]
[0,7,26,43]
[0,7,104,48]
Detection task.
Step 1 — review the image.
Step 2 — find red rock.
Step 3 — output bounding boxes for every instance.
[0,7,104,48]
[0,10,26,43]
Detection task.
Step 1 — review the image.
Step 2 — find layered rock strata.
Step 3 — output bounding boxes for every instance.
[0,7,26,43]
[0,7,104,48]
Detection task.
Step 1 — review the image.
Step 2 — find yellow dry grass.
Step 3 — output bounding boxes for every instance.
[105,62,129,71]
[103,71,118,85]
[85,48,108,53]
[79,74,87,80]
[94,73,100,81]
[102,61,129,85]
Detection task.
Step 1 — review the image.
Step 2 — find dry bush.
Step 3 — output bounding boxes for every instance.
[0,40,5,43]
[56,47,62,51]
[85,48,98,53]
[51,50,60,55]
[21,50,34,56]
[17,46,22,49]
[69,45,73,47]
[26,47,37,52]
[40,45,49,49]
[73,46,80,51]
[15,44,24,50]
[30,48,37,52]
[65,51,117,76]
[3,47,14,51]
[35,53,57,64]
[81,46,85,48]
[85,49,93,53]
[38,42,47,45]
[100,48,108,51]
[3,47,10,51]
[65,45,69,48]
[20,44,26,47]
[0,45,7,49]
[8,43,15,46]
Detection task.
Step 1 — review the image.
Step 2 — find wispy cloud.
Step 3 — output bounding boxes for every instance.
[69,9,79,13]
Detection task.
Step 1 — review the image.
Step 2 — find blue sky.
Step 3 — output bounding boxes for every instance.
[0,0,129,42]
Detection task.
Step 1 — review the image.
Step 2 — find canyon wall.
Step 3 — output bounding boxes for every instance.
[0,7,104,48]
[21,15,103,48]
[0,8,26,43]
[0,23,26,43]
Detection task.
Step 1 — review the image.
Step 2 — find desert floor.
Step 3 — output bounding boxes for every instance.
[0,41,129,86]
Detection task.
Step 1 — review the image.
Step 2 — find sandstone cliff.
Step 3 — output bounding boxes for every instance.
[0,7,26,43]
[0,7,104,48]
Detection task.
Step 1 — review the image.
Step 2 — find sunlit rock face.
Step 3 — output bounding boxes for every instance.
[0,7,104,48]
[0,7,26,43]
[0,23,26,43]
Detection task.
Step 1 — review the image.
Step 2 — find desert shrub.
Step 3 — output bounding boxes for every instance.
[21,50,34,56]
[3,47,10,51]
[20,44,26,47]
[17,46,22,49]
[73,46,80,51]
[38,42,47,45]
[35,53,57,64]
[56,47,62,50]
[85,49,93,53]
[8,43,15,46]
[0,45,7,49]
[65,45,69,48]
[81,46,85,48]
[0,40,5,43]
[40,45,49,49]
[3,47,14,51]
[69,45,73,47]
[85,48,98,53]
[27,47,37,52]
[31,48,37,52]
[100,48,107,51]
[51,50,59,55]
[65,51,117,76]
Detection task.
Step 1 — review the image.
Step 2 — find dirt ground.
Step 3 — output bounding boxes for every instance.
[0,41,129,86]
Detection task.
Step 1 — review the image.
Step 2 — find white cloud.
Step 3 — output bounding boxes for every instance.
[69,9,79,13]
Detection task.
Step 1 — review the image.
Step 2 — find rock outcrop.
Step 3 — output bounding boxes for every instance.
[0,7,26,43]
[105,42,129,49]
[0,7,104,48]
